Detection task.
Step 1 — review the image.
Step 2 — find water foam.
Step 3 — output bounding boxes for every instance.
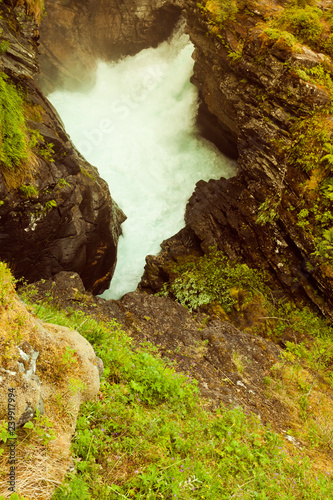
[49,29,236,299]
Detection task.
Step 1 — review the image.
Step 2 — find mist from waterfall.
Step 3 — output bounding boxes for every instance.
[49,27,236,299]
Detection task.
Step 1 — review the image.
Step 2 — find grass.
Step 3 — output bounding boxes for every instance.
[25,0,44,22]
[0,73,28,172]
[15,284,333,499]
[0,261,15,308]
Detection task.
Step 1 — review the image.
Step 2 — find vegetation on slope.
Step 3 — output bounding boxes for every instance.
[0,0,45,183]
[12,273,333,499]
[24,0,44,21]
[0,73,28,172]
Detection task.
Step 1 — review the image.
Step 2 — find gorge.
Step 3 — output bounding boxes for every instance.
[1,0,333,498]
[37,0,333,318]
[48,27,236,299]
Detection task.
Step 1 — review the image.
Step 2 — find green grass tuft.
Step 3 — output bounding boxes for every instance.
[0,73,28,172]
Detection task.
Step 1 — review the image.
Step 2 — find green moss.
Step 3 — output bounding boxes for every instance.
[264,28,298,48]
[273,5,323,44]
[197,0,238,30]
[287,115,333,174]
[267,3,333,58]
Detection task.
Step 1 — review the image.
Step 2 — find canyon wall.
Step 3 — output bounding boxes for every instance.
[38,0,183,92]
[37,0,333,317]
[143,0,333,318]
[0,1,125,294]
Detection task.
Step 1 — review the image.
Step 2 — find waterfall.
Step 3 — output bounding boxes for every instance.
[49,27,236,299]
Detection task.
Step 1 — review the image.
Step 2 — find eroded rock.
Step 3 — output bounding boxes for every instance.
[142,0,333,318]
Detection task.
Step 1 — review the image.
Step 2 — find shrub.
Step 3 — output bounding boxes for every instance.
[273,5,324,46]
[19,184,39,198]
[206,0,238,23]
[160,247,267,311]
[264,28,297,48]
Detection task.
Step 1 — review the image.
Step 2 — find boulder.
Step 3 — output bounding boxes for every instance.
[0,267,101,498]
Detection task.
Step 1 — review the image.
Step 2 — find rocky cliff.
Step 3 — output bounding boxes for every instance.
[0,0,125,294]
[143,0,333,319]
[38,0,183,92]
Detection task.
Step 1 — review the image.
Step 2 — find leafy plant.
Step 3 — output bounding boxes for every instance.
[57,178,70,188]
[160,247,267,312]
[39,142,55,162]
[264,28,297,48]
[256,197,279,225]
[19,184,39,198]
[320,142,333,171]
[28,128,44,149]
[18,279,333,500]
[206,0,238,23]
[271,5,324,50]
[0,40,9,54]
[23,410,56,446]
[227,49,242,62]
[312,227,333,261]
[62,346,77,367]
[44,199,57,211]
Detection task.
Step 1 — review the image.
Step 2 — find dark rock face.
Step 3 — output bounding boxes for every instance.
[0,2,125,294]
[38,0,183,92]
[142,0,333,318]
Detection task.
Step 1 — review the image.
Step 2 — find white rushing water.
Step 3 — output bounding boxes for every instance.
[49,28,236,299]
